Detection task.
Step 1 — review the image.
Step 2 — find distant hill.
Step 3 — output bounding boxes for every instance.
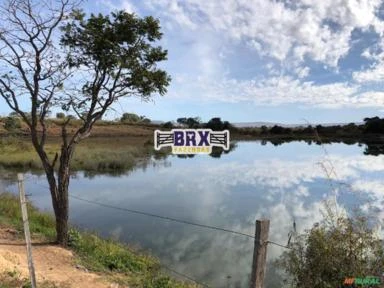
[232,122,363,128]
[150,120,364,128]
[149,120,165,125]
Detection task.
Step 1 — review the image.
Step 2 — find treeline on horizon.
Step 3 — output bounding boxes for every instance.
[161,116,384,138]
[2,111,384,138]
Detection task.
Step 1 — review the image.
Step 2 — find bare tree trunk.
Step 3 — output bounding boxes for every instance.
[54,144,73,247]
[43,159,71,246]
[34,133,73,247]
[54,193,69,246]
[42,162,70,246]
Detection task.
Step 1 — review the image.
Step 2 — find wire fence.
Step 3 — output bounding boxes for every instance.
[24,177,295,248]
[69,194,256,239]
[10,175,296,287]
[2,122,377,287]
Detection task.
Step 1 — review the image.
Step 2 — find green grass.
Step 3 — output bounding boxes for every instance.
[0,193,198,288]
[0,193,56,240]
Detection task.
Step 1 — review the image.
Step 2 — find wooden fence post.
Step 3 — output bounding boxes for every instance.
[17,173,37,288]
[250,219,270,288]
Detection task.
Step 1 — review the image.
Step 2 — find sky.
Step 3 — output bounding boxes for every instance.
[3,0,384,124]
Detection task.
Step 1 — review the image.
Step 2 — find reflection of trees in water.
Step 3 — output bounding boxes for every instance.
[0,153,173,180]
[3,139,384,181]
[0,172,18,190]
[82,156,172,179]
[153,148,170,160]
[174,142,238,159]
[0,169,46,188]
[363,142,384,156]
[210,142,238,158]
[176,154,195,159]
[259,138,384,156]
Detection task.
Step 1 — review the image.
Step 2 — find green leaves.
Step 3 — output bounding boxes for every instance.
[60,9,170,106]
[276,216,384,288]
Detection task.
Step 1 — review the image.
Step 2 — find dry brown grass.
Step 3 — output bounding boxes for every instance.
[0,135,155,172]
[0,117,158,138]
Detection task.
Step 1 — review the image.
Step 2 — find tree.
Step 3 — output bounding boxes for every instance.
[177,117,201,128]
[56,112,66,119]
[162,121,173,129]
[270,125,284,134]
[176,117,187,126]
[4,116,21,131]
[315,124,324,134]
[363,117,384,134]
[186,117,201,128]
[260,125,269,135]
[139,115,151,123]
[120,113,150,123]
[0,0,170,246]
[120,112,140,123]
[205,117,230,131]
[301,125,314,134]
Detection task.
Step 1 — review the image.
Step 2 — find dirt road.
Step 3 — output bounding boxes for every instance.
[0,228,122,287]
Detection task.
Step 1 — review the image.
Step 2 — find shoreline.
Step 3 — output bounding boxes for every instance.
[0,193,199,288]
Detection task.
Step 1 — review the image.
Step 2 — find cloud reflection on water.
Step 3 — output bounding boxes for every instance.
[2,142,384,287]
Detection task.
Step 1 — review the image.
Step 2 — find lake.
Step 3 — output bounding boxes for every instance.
[1,140,384,287]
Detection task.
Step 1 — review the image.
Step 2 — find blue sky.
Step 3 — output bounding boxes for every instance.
[3,0,384,124]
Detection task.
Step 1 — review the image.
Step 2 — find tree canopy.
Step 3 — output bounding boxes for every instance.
[176,117,201,128]
[60,10,170,129]
[0,0,170,246]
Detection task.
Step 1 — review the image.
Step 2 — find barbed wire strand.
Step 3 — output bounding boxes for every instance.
[267,240,294,250]
[161,264,211,287]
[24,178,298,252]
[69,194,256,239]
[21,179,210,287]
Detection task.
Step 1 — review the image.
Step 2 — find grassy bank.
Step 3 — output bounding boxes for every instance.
[0,136,157,173]
[0,193,198,288]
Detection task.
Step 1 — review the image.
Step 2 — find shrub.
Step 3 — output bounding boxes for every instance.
[162,121,173,129]
[56,112,65,119]
[205,117,231,130]
[276,213,384,288]
[121,112,140,123]
[177,117,201,128]
[4,116,21,131]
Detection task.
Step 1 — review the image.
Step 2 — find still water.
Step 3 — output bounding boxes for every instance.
[1,140,384,287]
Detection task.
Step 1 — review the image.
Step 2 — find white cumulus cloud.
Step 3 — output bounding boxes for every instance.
[142,0,384,67]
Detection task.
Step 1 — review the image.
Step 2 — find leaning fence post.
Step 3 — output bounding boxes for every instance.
[250,219,270,288]
[17,173,37,288]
